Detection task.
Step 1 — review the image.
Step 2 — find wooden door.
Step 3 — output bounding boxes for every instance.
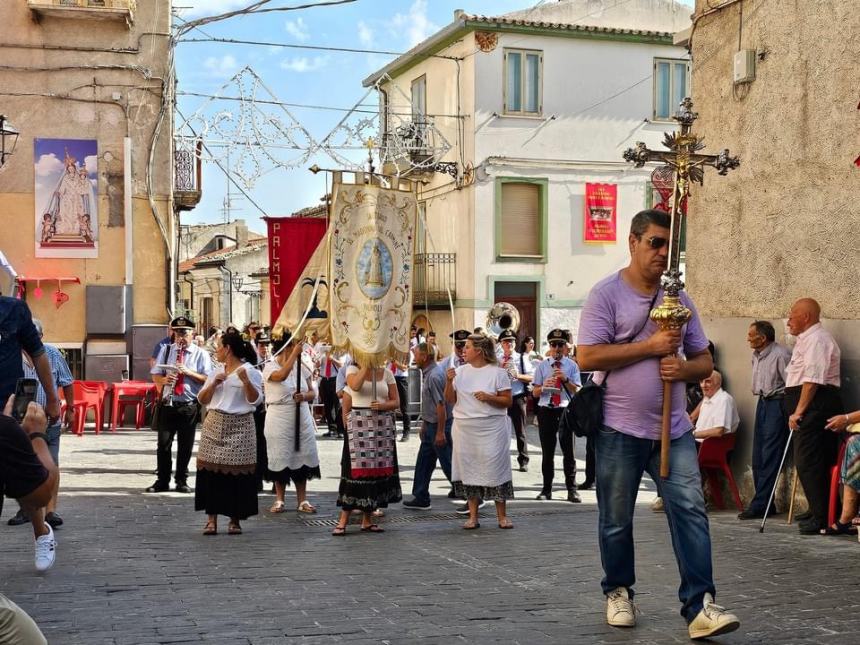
[498,295,537,344]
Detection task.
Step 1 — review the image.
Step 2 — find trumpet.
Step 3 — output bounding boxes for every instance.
[501,352,518,383]
[158,345,186,407]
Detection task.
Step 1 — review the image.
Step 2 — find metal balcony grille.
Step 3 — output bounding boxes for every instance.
[413,253,456,309]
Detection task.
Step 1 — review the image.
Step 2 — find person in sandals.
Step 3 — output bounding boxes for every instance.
[263,330,321,515]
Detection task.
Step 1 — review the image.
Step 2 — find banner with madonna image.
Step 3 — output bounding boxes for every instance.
[330,183,416,367]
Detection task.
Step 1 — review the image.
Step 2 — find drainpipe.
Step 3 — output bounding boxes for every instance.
[217,264,232,326]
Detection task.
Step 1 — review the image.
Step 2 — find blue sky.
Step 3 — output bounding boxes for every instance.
[175,0,544,234]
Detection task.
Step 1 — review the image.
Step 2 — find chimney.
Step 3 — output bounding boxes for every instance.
[235,220,248,248]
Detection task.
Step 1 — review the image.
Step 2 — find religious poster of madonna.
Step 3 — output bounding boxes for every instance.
[34,138,99,259]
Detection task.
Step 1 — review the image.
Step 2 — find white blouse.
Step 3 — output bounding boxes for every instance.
[262,361,314,404]
[202,363,264,414]
[452,364,511,419]
[344,365,396,408]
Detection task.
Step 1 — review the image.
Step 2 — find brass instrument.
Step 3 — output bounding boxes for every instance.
[485,302,520,339]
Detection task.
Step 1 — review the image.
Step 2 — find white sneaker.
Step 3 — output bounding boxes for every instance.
[688,593,740,640]
[606,587,637,627]
[35,524,56,572]
[651,497,664,512]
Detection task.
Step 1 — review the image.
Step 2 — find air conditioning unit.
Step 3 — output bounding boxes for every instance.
[733,49,756,84]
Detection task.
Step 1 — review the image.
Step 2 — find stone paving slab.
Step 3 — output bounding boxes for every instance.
[1,423,859,644]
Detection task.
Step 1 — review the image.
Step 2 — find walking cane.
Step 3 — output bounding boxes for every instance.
[759,430,794,533]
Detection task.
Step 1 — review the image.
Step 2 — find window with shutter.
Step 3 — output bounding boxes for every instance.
[497,181,545,260]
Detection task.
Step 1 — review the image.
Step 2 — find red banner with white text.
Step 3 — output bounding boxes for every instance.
[584,183,617,243]
[264,216,327,324]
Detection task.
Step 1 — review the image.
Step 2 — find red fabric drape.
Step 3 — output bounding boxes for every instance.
[264,217,327,324]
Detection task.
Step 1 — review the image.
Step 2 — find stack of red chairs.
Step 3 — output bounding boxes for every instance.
[71,380,109,435]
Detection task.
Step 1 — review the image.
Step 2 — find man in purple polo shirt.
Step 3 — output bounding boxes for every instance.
[577,209,739,641]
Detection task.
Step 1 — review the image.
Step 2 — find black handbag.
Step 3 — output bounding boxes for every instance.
[559,291,659,439]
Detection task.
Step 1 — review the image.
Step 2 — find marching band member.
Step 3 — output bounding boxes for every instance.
[497,329,531,472]
[146,316,212,494]
[532,329,582,502]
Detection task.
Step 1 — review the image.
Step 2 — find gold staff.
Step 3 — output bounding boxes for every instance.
[623,98,739,478]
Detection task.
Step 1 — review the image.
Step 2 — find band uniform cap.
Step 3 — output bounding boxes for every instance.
[170,316,195,330]
[449,329,470,342]
[498,329,517,342]
[256,332,272,345]
[547,328,571,343]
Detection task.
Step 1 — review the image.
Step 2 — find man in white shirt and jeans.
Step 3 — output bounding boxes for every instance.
[692,371,740,441]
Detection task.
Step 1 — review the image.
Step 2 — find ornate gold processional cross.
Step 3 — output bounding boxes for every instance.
[623,97,740,478]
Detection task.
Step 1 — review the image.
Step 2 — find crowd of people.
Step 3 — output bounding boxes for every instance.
[4,208,860,642]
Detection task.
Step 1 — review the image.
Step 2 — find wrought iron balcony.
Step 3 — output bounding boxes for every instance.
[28,0,136,25]
[413,253,456,309]
[174,143,202,211]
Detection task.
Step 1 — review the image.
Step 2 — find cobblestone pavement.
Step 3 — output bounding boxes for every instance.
[2,420,859,644]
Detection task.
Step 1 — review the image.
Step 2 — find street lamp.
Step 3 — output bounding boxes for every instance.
[0,115,20,170]
[231,273,244,292]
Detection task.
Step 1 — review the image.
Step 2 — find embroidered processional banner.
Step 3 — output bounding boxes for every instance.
[330,183,416,367]
[271,226,331,343]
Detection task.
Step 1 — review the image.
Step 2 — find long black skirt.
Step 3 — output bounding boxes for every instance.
[194,468,259,519]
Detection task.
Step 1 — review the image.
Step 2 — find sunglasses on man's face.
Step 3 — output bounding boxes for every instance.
[642,235,669,250]
[549,341,566,348]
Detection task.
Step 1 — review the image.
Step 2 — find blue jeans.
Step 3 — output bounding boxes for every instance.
[411,418,453,505]
[596,426,715,622]
[748,397,789,513]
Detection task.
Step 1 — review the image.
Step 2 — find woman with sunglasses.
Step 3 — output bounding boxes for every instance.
[531,329,582,502]
[445,334,514,529]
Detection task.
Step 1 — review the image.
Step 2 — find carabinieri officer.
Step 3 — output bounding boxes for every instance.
[532,329,581,502]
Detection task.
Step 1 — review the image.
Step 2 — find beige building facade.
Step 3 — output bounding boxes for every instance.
[366,0,691,350]
[685,0,860,498]
[0,1,177,378]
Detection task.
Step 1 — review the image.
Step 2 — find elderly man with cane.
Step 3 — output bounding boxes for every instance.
[577,209,739,640]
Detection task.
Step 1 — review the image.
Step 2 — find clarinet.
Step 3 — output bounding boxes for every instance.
[160,345,185,407]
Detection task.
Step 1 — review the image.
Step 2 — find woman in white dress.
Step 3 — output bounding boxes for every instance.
[263,332,321,514]
[445,334,514,530]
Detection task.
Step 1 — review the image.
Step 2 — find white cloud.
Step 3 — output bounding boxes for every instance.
[204,54,239,78]
[285,17,310,41]
[389,0,439,48]
[357,20,374,48]
[279,55,329,73]
[84,155,98,175]
[35,153,63,177]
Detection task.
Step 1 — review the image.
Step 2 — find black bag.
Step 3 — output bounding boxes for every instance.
[560,374,604,439]
[559,290,659,439]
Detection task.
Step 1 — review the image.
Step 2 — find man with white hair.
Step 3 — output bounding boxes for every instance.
[692,371,740,441]
[7,319,74,530]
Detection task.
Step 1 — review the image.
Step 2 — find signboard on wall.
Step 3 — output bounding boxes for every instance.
[584,183,617,244]
[34,138,99,259]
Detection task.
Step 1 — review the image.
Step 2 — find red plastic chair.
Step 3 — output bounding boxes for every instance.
[59,395,89,436]
[827,438,849,526]
[698,433,744,511]
[110,382,154,431]
[72,380,109,434]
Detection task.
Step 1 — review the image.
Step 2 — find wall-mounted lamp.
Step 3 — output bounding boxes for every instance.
[0,115,20,170]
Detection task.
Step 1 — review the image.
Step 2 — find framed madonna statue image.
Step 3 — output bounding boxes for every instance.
[34,138,99,259]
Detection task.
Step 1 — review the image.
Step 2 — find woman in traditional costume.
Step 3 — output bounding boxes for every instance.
[196,331,263,535]
[445,334,515,530]
[333,361,402,535]
[263,331,321,514]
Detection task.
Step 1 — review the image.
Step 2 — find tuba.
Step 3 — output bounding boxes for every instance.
[485,302,520,339]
